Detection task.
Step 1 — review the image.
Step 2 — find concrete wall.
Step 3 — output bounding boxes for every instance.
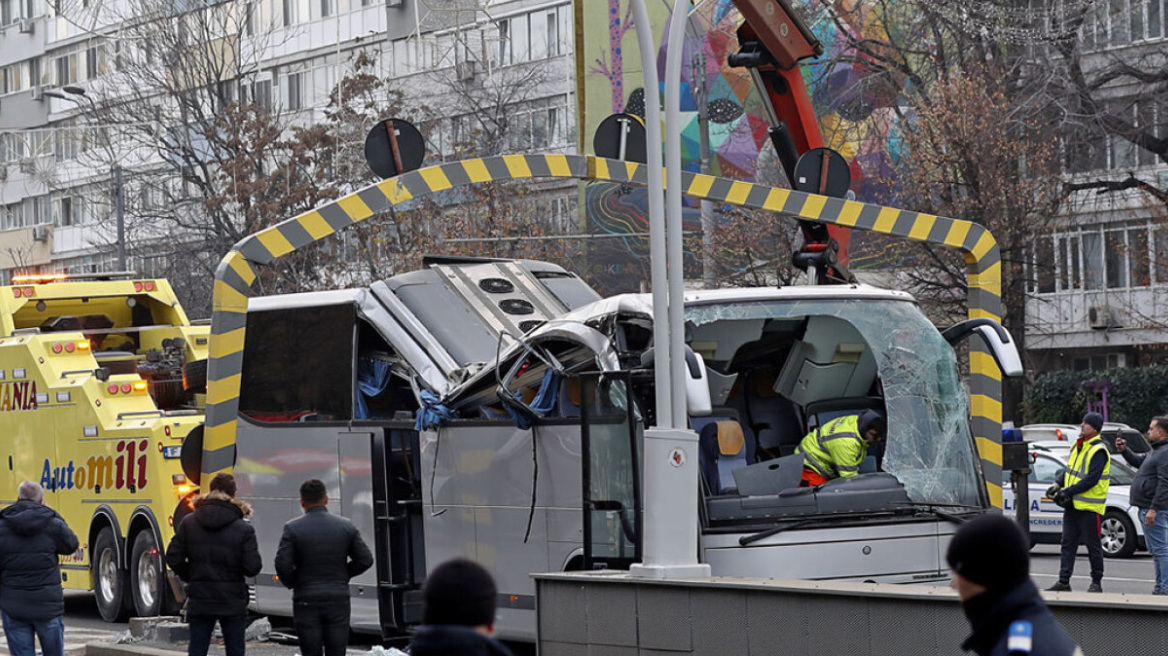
[535,572,1168,655]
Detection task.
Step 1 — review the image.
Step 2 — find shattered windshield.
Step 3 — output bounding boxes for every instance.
[687,298,984,508]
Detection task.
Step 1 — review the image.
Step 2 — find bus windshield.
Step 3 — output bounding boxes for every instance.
[686,297,983,508]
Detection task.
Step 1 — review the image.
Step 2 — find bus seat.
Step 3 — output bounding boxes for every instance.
[558,378,582,417]
[715,421,749,494]
[695,418,751,495]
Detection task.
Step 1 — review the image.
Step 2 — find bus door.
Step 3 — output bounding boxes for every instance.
[580,372,642,570]
[337,431,381,631]
[369,423,424,633]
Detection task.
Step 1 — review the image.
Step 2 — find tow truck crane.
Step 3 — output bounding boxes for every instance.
[730,0,853,283]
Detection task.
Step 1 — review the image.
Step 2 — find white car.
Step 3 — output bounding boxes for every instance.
[1019,422,1151,453]
[1003,443,1145,558]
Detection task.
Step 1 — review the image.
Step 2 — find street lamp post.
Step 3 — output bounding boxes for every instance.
[48,85,127,271]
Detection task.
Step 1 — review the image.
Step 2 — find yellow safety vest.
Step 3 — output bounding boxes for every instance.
[796,415,866,480]
[1063,436,1110,515]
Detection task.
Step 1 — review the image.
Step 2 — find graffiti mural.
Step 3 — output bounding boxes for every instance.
[578,1,914,289]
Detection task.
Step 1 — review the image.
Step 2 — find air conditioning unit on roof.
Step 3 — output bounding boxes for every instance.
[1088,305,1113,329]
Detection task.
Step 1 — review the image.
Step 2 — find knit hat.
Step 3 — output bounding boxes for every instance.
[1082,412,1104,432]
[857,409,886,437]
[946,514,1030,590]
[422,558,498,627]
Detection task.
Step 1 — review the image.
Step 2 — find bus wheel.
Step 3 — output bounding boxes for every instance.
[92,528,130,622]
[130,531,171,617]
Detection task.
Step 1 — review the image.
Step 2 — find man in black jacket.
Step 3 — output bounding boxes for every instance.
[409,559,514,656]
[1046,412,1110,593]
[1117,416,1168,595]
[166,473,262,656]
[948,514,1082,656]
[274,479,373,656]
[0,481,80,656]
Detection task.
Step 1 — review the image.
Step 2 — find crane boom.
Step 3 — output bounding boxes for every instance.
[730,0,853,280]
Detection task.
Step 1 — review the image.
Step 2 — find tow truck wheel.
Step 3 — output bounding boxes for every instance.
[130,531,174,617]
[1102,510,1137,558]
[92,528,131,622]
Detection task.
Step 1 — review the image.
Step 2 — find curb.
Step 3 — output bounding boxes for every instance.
[86,644,182,656]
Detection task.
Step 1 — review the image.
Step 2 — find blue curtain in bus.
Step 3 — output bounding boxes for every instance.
[356,358,393,419]
[415,389,455,431]
[505,370,561,430]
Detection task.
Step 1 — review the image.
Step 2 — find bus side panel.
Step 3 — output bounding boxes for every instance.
[235,422,343,620]
[421,423,584,641]
[338,432,380,632]
[701,521,951,581]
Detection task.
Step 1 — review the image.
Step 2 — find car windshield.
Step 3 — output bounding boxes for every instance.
[686,298,983,508]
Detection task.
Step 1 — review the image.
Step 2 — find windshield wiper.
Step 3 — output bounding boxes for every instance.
[895,502,984,524]
[739,519,818,546]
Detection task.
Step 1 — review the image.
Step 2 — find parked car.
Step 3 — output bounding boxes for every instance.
[1003,443,1144,558]
[1019,422,1149,453]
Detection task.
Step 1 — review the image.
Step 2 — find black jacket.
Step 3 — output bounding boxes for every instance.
[1122,439,1168,511]
[409,625,515,656]
[961,580,1081,656]
[165,491,262,617]
[0,500,80,621]
[274,506,373,601]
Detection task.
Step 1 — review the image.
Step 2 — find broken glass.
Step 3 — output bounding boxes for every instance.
[687,298,983,508]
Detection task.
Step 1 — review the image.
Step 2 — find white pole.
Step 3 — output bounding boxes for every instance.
[628,0,672,430]
[664,0,689,430]
[628,0,709,579]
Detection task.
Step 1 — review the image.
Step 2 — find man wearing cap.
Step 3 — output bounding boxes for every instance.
[1046,412,1110,593]
[796,409,886,487]
[409,558,514,656]
[948,514,1082,655]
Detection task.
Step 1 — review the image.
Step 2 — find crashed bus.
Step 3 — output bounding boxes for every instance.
[191,252,1020,640]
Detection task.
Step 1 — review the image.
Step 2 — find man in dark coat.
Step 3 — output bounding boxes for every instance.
[274,479,373,656]
[0,481,80,656]
[409,558,514,656]
[948,514,1082,656]
[1116,415,1168,594]
[166,473,262,656]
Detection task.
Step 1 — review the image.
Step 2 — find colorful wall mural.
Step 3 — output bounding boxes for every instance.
[577,0,910,291]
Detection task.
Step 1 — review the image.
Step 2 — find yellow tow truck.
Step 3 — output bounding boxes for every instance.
[0,273,207,621]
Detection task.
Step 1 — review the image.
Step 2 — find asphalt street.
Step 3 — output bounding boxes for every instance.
[26,551,1160,656]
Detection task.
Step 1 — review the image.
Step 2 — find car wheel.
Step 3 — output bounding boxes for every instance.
[92,528,131,622]
[1101,510,1138,558]
[130,530,177,616]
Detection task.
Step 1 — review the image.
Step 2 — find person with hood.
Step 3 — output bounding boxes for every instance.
[948,514,1082,656]
[796,409,886,487]
[0,481,80,656]
[166,473,262,656]
[409,558,514,656]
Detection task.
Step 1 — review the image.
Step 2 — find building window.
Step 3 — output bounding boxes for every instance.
[320,0,333,18]
[282,71,303,111]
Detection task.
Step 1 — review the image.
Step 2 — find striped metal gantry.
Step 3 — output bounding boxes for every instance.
[202,153,1005,506]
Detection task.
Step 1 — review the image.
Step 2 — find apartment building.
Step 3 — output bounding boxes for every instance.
[1021,0,1168,372]
[0,0,577,289]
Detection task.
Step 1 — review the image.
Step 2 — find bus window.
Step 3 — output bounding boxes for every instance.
[240,305,355,422]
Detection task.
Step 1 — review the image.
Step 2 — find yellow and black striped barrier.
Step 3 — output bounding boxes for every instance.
[204,153,1005,506]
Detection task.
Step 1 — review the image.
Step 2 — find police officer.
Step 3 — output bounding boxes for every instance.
[948,514,1082,656]
[796,409,885,487]
[1046,412,1110,593]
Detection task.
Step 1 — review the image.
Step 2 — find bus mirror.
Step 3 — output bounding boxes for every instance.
[940,318,1023,378]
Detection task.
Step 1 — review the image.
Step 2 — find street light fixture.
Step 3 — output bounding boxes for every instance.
[46,84,127,271]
